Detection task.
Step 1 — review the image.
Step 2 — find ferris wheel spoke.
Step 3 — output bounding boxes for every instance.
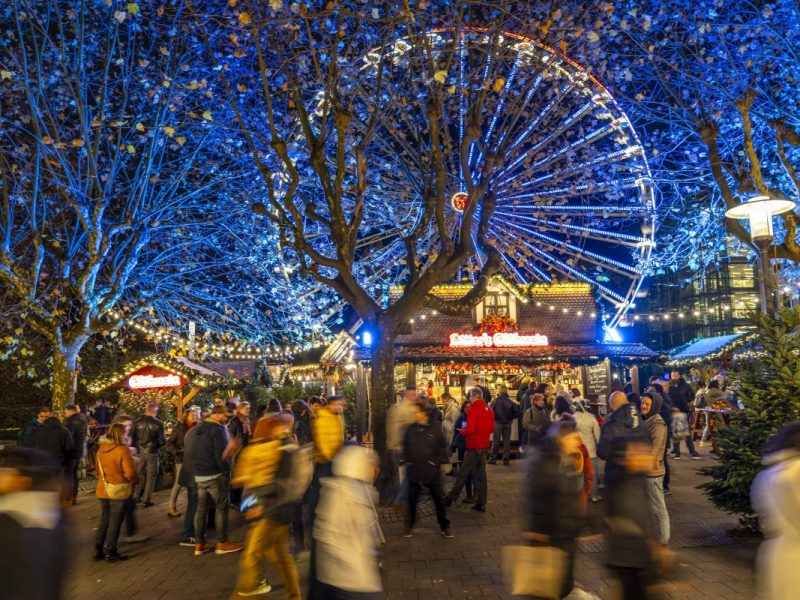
[495,245,552,283]
[493,210,644,246]
[500,178,643,203]
[500,203,650,217]
[503,221,640,277]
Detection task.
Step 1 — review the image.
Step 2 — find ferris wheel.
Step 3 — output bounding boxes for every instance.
[286,27,656,332]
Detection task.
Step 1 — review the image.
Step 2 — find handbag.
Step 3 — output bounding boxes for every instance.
[97,452,133,500]
[502,544,568,599]
[671,412,690,440]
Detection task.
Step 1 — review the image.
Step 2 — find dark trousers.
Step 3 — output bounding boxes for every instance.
[491,422,512,461]
[96,498,127,552]
[137,452,159,502]
[307,462,333,600]
[663,434,671,490]
[181,485,198,539]
[672,433,697,457]
[447,448,488,506]
[124,495,138,536]
[611,566,650,599]
[408,481,450,531]
[455,447,475,496]
[195,476,230,545]
[291,503,306,553]
[64,457,79,500]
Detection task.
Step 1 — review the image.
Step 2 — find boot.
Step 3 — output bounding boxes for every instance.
[93,544,105,561]
[105,548,129,562]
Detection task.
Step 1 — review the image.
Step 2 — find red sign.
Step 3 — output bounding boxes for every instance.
[126,366,185,390]
[448,331,549,348]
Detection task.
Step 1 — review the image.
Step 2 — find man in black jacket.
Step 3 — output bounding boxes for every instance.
[597,392,649,480]
[488,386,520,465]
[63,405,88,505]
[191,406,242,556]
[132,403,166,507]
[17,407,51,448]
[31,412,73,502]
[668,371,700,459]
[402,403,452,538]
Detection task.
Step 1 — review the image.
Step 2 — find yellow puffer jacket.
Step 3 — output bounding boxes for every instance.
[231,438,282,490]
[312,407,344,464]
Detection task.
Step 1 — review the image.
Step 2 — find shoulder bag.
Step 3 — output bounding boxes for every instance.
[97,451,133,500]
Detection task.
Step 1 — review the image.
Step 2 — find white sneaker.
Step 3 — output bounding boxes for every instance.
[237,580,272,596]
[566,588,601,600]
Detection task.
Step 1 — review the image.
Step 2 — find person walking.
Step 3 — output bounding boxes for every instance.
[522,393,552,448]
[192,406,243,556]
[94,423,140,562]
[597,391,649,481]
[178,412,200,547]
[444,387,495,512]
[312,446,383,600]
[63,404,88,506]
[441,393,460,474]
[231,415,302,599]
[573,400,602,503]
[640,393,670,546]
[309,396,346,520]
[132,403,166,507]
[31,411,74,505]
[751,422,800,600]
[604,436,659,599]
[166,409,198,518]
[291,400,312,445]
[668,371,700,460]
[488,386,519,465]
[290,400,312,554]
[387,388,418,506]
[402,403,452,538]
[17,406,51,448]
[522,420,590,599]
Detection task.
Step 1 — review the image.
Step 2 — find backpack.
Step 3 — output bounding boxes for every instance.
[275,442,314,505]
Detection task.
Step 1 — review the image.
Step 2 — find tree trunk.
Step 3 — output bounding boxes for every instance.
[51,340,84,411]
[369,322,398,502]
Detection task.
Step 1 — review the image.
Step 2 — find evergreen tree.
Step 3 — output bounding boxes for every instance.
[700,307,800,533]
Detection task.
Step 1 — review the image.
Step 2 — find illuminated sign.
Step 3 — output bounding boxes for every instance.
[128,374,183,390]
[451,191,468,212]
[448,332,549,348]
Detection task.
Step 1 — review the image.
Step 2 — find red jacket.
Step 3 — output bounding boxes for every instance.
[461,399,495,449]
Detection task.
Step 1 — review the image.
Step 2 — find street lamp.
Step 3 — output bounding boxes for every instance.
[725,195,797,314]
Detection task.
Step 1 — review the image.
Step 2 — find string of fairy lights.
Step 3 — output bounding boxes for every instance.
[105,309,334,361]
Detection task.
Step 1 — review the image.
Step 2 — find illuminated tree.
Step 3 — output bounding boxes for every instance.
[0,0,314,409]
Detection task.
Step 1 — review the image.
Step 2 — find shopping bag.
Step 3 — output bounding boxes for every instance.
[502,544,568,598]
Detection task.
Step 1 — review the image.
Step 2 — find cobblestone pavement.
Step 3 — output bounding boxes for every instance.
[64,445,759,600]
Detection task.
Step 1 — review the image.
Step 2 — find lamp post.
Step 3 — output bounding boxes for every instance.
[724,195,797,314]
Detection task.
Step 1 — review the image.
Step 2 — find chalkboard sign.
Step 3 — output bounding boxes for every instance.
[585,361,611,396]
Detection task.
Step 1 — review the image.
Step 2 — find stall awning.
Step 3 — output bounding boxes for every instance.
[88,354,237,393]
[396,342,658,365]
[667,332,752,365]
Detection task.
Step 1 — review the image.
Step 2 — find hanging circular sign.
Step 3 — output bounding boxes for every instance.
[450,191,468,212]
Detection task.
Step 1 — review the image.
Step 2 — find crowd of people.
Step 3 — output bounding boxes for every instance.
[4,367,796,600]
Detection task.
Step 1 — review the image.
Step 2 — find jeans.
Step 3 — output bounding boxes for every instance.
[182,485,198,539]
[491,422,512,462]
[137,452,159,502]
[645,476,670,545]
[96,498,127,552]
[700,412,711,443]
[124,495,138,536]
[169,462,184,510]
[235,520,301,599]
[455,447,475,496]
[447,448,488,506]
[672,432,698,457]
[390,450,409,505]
[408,481,450,531]
[590,457,601,500]
[194,475,230,544]
[308,462,333,529]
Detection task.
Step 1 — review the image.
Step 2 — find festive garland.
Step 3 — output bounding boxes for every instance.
[479,314,519,334]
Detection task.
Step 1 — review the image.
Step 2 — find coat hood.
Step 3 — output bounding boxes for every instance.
[196,419,222,437]
[642,393,663,420]
[332,445,378,483]
[608,402,642,430]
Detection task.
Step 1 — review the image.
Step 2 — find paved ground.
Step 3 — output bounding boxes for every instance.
[64,445,760,600]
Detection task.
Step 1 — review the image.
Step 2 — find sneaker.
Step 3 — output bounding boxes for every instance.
[402,528,413,538]
[441,528,454,538]
[123,534,150,543]
[237,581,272,596]
[215,541,244,555]
[691,454,702,460]
[673,456,682,460]
[105,551,129,563]
[663,488,672,496]
[471,504,486,513]
[179,537,197,547]
[194,543,211,556]
[142,501,154,508]
[591,496,602,503]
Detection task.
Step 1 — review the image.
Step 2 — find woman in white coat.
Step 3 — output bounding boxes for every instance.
[751,422,800,600]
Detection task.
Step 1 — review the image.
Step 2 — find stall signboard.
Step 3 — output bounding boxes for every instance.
[127,367,185,391]
[448,331,549,348]
[585,361,611,396]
